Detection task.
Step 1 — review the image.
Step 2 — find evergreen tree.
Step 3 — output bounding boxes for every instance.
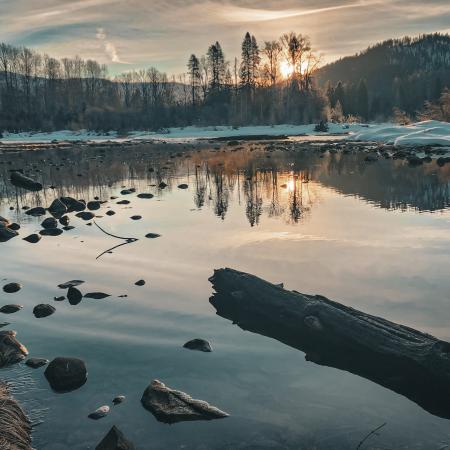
[187,54,200,106]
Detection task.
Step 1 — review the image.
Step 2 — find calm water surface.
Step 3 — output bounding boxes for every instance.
[1,142,450,449]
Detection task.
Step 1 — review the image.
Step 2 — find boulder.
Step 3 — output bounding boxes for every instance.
[87,201,101,211]
[23,234,41,244]
[95,426,135,450]
[25,206,46,217]
[141,379,229,424]
[41,217,58,229]
[0,331,28,367]
[44,357,87,392]
[76,211,95,221]
[48,198,67,217]
[0,225,18,242]
[60,197,86,212]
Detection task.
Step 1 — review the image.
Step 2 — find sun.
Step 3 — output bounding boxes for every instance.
[280,61,294,78]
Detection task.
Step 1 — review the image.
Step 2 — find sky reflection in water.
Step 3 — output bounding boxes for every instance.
[0,143,450,449]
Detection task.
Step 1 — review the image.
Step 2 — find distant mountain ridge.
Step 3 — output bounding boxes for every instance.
[315,33,450,118]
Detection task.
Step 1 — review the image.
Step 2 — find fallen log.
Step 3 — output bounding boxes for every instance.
[209,268,450,420]
[0,382,32,450]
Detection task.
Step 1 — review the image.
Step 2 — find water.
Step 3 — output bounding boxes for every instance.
[1,142,450,449]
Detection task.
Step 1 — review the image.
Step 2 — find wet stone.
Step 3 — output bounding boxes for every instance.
[3,283,21,294]
[0,305,23,314]
[88,405,110,420]
[23,234,41,244]
[33,304,56,318]
[25,357,49,369]
[44,357,87,392]
[183,338,213,353]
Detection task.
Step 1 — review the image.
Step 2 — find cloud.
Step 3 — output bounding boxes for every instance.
[96,27,129,64]
[221,1,373,23]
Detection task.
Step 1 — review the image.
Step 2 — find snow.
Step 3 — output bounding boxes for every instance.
[1,120,448,147]
[347,120,450,147]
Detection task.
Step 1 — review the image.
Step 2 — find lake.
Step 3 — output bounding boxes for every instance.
[1,141,450,449]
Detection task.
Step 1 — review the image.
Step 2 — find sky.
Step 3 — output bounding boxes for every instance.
[0,0,449,76]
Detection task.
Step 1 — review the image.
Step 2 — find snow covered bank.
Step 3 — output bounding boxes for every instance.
[1,121,448,146]
[347,120,450,147]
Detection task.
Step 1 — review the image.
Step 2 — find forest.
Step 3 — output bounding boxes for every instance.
[0,32,449,132]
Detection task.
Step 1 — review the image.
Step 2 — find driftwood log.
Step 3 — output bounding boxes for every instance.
[209,268,450,419]
[0,382,31,450]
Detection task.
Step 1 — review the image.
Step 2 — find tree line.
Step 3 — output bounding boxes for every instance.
[0,32,448,132]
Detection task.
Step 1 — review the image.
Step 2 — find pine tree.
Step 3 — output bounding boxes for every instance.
[187,54,200,106]
[240,33,252,88]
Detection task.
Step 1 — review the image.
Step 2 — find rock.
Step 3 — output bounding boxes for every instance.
[23,234,41,244]
[183,339,213,353]
[76,211,95,221]
[0,304,23,314]
[41,217,58,229]
[54,296,65,302]
[145,233,161,239]
[33,304,56,318]
[113,395,125,405]
[130,215,141,220]
[63,225,75,231]
[106,210,116,216]
[84,292,110,300]
[0,331,28,367]
[25,207,46,217]
[3,283,21,294]
[25,357,49,368]
[120,189,133,195]
[141,379,229,424]
[0,225,18,242]
[48,198,67,216]
[0,216,10,226]
[137,193,154,199]
[87,201,101,211]
[88,405,110,420]
[116,200,130,205]
[44,357,87,392]
[158,182,168,189]
[59,215,70,226]
[58,280,85,289]
[67,287,83,305]
[178,184,188,189]
[8,222,20,231]
[134,280,145,286]
[39,228,63,236]
[10,171,42,191]
[60,197,86,212]
[95,426,135,450]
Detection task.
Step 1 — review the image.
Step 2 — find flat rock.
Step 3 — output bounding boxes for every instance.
[145,233,161,239]
[58,280,85,289]
[25,357,49,368]
[88,405,110,420]
[137,193,154,199]
[3,283,21,294]
[39,228,63,236]
[25,207,46,217]
[183,338,213,353]
[84,292,110,300]
[141,379,229,424]
[95,426,135,450]
[130,215,141,221]
[33,304,56,318]
[23,234,41,244]
[0,304,23,314]
[0,330,28,367]
[44,357,87,392]
[116,200,130,205]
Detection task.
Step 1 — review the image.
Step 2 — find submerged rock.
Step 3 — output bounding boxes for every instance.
[3,283,21,294]
[44,357,87,392]
[88,405,110,420]
[10,171,42,191]
[0,305,23,314]
[137,193,154,199]
[23,234,41,244]
[145,233,161,239]
[95,426,135,450]
[0,330,28,367]
[25,357,49,368]
[33,304,56,318]
[141,379,229,424]
[113,395,125,405]
[183,339,213,353]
